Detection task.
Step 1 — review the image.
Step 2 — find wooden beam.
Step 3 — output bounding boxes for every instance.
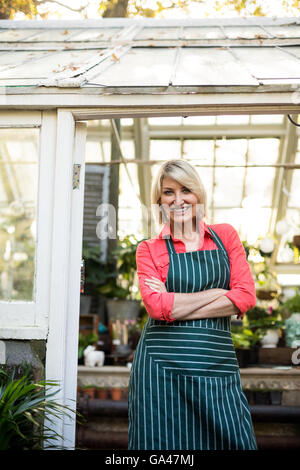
[134,117,151,235]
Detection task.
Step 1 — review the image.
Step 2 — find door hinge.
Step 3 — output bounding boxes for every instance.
[73,164,81,189]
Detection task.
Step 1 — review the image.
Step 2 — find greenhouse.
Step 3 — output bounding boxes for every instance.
[0,16,299,450]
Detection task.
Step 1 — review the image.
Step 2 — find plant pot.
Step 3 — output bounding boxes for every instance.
[110,387,124,401]
[97,388,109,400]
[260,329,280,348]
[293,235,300,249]
[82,387,96,399]
[256,289,277,300]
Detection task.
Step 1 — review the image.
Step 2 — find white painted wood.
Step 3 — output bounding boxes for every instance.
[34,111,57,330]
[0,326,47,339]
[45,111,87,449]
[45,109,75,447]
[0,110,53,340]
[0,303,35,328]
[1,91,300,112]
[63,121,87,449]
[0,110,41,126]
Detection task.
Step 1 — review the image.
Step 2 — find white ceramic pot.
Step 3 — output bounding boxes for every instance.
[260,329,279,348]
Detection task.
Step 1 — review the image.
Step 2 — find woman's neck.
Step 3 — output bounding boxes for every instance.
[170,219,200,241]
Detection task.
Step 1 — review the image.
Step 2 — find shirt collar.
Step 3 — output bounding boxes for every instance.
[156,219,212,241]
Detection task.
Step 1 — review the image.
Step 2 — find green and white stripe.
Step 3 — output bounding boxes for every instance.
[128,226,257,450]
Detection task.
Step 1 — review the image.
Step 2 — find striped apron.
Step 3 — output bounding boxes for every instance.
[128,226,257,450]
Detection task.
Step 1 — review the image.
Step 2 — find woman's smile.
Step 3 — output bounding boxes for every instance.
[160,176,198,226]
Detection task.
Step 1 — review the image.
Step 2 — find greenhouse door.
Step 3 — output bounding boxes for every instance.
[45,111,87,449]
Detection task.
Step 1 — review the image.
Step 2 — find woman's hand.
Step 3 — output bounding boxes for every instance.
[144,276,167,293]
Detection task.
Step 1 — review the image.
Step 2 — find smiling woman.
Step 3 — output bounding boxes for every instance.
[128,159,257,451]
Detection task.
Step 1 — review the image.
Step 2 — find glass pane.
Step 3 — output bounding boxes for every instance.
[215,138,247,165]
[245,167,276,206]
[214,167,244,207]
[214,208,272,244]
[0,128,39,301]
[183,140,214,163]
[289,169,300,208]
[248,138,279,165]
[86,141,111,163]
[119,165,143,237]
[150,140,181,161]
[196,166,213,209]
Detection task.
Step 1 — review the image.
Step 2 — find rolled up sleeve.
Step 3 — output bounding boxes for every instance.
[222,224,256,319]
[136,241,175,322]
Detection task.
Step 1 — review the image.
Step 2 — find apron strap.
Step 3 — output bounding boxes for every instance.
[164,225,229,261]
[207,226,229,260]
[164,236,175,255]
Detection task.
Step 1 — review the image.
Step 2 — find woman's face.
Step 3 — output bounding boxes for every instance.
[160,176,199,229]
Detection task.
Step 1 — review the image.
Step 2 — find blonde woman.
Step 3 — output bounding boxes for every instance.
[128,159,257,450]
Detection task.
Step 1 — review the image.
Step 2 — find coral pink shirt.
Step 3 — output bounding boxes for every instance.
[136,220,256,322]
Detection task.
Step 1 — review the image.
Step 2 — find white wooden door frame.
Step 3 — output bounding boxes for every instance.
[45,105,299,450]
[45,110,87,449]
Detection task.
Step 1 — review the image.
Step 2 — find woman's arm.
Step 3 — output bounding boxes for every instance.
[137,241,228,322]
[145,276,234,321]
[171,295,240,321]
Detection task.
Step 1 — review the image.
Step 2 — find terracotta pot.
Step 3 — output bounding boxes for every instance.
[111,387,123,401]
[97,388,109,399]
[82,387,96,399]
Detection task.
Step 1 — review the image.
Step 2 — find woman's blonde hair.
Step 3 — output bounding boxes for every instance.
[151,159,207,225]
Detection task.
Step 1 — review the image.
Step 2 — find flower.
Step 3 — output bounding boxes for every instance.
[259,237,275,254]
[267,306,273,316]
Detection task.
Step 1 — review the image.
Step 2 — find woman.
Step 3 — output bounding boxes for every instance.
[128,159,257,450]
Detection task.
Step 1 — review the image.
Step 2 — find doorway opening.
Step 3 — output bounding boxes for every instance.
[75,112,300,449]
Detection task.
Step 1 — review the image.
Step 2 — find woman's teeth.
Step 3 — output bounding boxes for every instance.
[171,207,189,213]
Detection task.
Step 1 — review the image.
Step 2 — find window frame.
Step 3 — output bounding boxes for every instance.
[0,111,55,339]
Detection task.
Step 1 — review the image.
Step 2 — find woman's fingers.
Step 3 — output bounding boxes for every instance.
[144,277,167,292]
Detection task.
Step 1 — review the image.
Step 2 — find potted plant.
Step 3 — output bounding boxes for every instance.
[254,260,281,300]
[279,292,300,347]
[81,384,96,399]
[78,332,98,364]
[99,234,145,322]
[0,367,80,450]
[110,387,124,401]
[246,306,284,348]
[96,386,110,400]
[231,326,260,368]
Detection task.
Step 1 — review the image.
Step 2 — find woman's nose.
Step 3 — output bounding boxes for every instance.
[174,192,184,205]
